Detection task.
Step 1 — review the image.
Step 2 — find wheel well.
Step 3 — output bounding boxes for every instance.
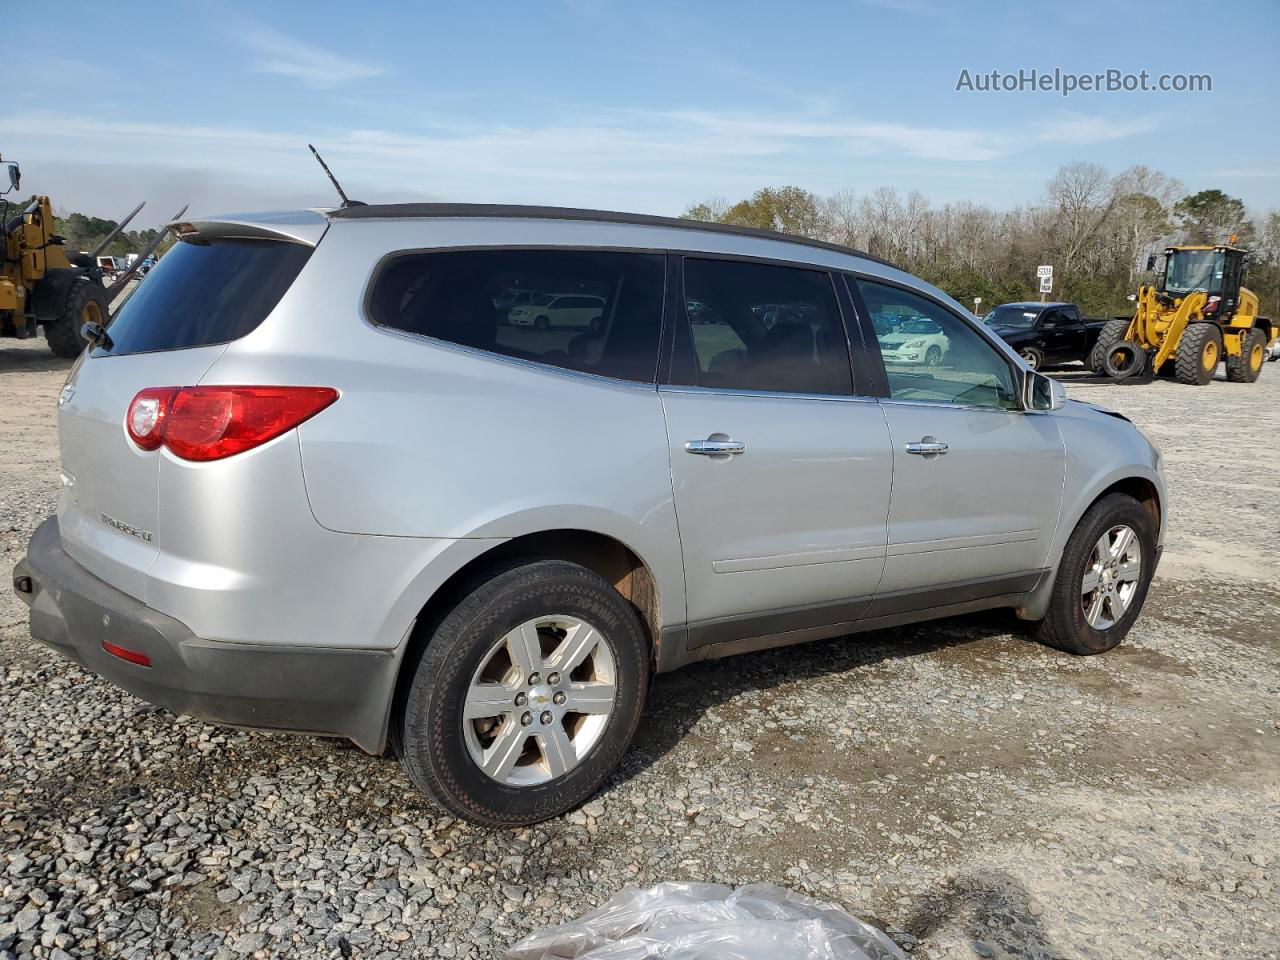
[1094,476,1160,531]
[387,530,660,750]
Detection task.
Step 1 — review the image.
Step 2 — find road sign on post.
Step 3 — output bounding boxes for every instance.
[1037,265,1053,301]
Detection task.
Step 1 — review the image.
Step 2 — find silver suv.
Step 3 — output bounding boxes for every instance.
[14,204,1165,826]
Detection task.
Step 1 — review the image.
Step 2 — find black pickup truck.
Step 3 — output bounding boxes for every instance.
[981,302,1113,370]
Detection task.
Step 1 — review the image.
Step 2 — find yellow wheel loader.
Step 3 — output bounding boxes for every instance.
[1092,241,1276,385]
[1,153,180,359]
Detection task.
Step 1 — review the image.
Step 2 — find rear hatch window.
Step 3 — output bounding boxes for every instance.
[100,238,312,355]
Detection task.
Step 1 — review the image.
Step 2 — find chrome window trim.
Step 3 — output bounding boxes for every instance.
[658,383,880,405]
[877,396,1027,415]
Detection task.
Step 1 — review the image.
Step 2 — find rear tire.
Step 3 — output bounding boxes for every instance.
[1225,329,1265,383]
[1033,493,1157,655]
[1173,323,1221,385]
[397,560,649,827]
[1089,319,1131,373]
[41,276,107,359]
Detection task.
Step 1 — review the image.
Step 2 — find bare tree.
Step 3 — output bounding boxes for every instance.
[1045,161,1119,275]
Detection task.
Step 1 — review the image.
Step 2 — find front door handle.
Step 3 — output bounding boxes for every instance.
[905,436,948,457]
[685,438,746,457]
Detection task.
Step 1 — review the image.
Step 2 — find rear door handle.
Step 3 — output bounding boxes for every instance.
[905,436,948,456]
[685,438,746,457]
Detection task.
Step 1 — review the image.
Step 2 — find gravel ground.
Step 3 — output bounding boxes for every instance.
[2,337,1278,960]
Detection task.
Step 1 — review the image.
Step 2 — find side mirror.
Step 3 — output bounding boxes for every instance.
[1127,293,1138,302]
[1145,255,1156,272]
[1025,371,1066,411]
[2,161,18,193]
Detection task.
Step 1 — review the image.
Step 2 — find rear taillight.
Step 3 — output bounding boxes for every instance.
[126,387,178,450]
[125,386,338,461]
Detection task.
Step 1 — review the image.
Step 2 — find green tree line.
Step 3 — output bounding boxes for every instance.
[52,211,176,260]
[683,165,1280,320]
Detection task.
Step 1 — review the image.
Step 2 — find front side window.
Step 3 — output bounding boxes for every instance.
[669,258,853,396]
[370,249,665,383]
[858,279,1018,410]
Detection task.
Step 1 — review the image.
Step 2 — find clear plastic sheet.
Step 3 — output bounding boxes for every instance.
[503,882,907,960]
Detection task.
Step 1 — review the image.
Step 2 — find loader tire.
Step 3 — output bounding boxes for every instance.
[1101,341,1145,379]
[1089,318,1131,373]
[43,278,107,359]
[1225,329,1265,383]
[1173,323,1221,386]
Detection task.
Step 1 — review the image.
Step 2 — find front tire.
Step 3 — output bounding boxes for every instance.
[1089,318,1131,373]
[925,345,942,366]
[1018,346,1043,371]
[397,560,649,827]
[1033,493,1156,655]
[1174,323,1221,385]
[533,315,550,331]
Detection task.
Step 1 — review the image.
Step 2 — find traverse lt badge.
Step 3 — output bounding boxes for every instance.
[100,513,154,543]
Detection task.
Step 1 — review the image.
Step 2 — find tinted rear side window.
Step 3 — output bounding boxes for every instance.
[669,258,853,396]
[101,238,312,356]
[369,250,665,383]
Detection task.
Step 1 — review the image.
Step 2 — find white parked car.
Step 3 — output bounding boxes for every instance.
[877,317,950,366]
[509,293,605,331]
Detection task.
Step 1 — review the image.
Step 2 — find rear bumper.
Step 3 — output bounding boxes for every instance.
[13,517,396,752]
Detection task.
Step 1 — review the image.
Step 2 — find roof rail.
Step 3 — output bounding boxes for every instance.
[325,202,898,269]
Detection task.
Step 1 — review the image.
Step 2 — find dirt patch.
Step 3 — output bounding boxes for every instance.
[170,880,244,932]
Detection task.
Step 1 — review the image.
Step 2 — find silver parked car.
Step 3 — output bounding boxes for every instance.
[14,204,1165,826]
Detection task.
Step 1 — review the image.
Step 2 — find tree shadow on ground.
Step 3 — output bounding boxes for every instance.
[0,345,76,375]
[620,608,1028,782]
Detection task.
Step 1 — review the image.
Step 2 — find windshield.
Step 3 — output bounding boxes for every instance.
[1163,250,1223,295]
[898,320,937,335]
[983,305,1040,328]
[531,294,555,306]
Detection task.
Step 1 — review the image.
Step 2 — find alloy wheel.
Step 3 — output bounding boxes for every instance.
[1081,524,1142,630]
[462,616,616,786]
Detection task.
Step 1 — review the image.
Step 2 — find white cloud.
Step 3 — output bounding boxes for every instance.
[0,105,1162,226]
[1031,112,1159,146]
[245,28,384,89]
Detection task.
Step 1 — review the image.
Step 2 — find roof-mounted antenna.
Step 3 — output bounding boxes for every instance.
[308,144,365,208]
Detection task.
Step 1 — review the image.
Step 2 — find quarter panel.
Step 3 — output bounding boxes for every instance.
[150,431,504,650]
[201,223,686,630]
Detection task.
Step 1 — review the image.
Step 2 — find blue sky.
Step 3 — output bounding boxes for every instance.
[6,0,1278,228]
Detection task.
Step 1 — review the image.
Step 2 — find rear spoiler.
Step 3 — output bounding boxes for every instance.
[167,210,329,247]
